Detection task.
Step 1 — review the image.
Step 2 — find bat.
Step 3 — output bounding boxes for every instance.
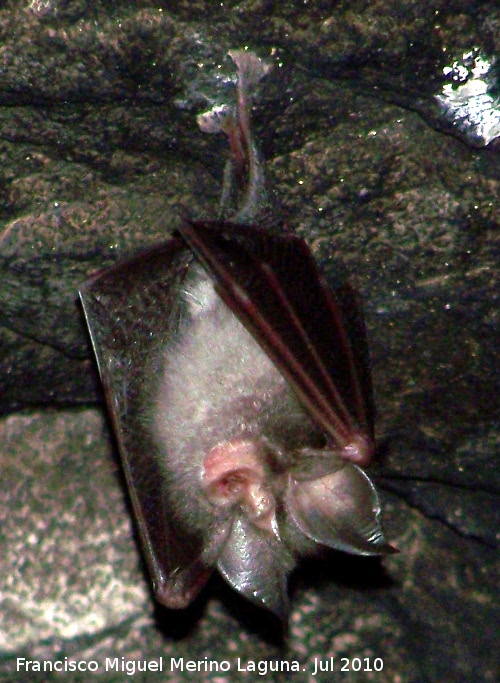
[79,51,396,622]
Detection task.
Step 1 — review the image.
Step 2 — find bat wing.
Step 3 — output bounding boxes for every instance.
[178,219,375,463]
[79,240,215,609]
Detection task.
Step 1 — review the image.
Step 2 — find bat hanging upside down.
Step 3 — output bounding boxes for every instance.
[80,50,396,621]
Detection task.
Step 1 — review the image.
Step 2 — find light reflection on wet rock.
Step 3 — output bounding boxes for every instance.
[435,47,500,147]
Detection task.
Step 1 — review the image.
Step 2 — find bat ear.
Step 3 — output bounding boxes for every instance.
[286,464,397,556]
[217,518,292,621]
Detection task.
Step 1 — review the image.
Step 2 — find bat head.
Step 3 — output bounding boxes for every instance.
[200,435,396,620]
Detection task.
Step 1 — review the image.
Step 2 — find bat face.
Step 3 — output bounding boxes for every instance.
[79,49,395,622]
[79,220,396,621]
